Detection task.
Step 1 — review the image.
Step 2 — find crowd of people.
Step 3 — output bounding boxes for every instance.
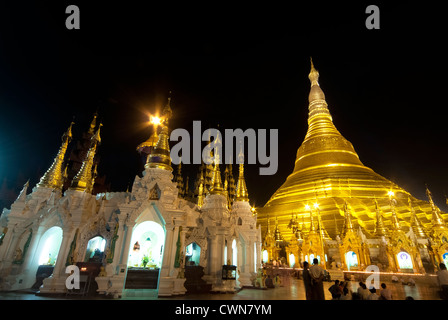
[302,259,448,300]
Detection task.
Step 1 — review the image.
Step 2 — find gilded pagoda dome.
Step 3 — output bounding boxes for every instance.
[257,59,446,241]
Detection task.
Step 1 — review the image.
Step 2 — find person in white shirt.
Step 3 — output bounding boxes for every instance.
[309,258,325,300]
[357,282,370,300]
[367,287,379,300]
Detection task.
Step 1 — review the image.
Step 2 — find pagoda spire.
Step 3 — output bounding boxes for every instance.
[426,186,446,229]
[209,161,224,195]
[235,161,249,202]
[389,193,401,231]
[343,201,354,234]
[16,180,29,202]
[274,217,282,243]
[88,112,98,135]
[38,122,74,190]
[70,123,102,192]
[306,205,317,233]
[290,59,365,175]
[409,197,427,238]
[146,94,173,172]
[175,161,184,197]
[197,169,204,208]
[374,198,388,237]
[306,58,338,135]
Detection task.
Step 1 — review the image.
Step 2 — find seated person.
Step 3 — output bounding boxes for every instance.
[265,275,275,288]
[367,287,379,300]
[329,280,342,299]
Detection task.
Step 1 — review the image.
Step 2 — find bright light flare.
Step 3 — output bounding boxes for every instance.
[150,115,162,126]
[388,190,395,198]
[314,203,319,209]
[304,204,310,210]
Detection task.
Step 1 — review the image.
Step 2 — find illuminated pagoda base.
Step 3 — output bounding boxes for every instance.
[257,60,448,274]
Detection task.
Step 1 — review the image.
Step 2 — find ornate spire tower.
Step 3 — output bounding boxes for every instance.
[374,198,388,238]
[38,122,74,190]
[426,186,446,230]
[70,123,102,192]
[146,94,173,172]
[235,161,249,202]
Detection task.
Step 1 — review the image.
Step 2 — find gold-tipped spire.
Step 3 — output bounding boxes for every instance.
[374,198,388,237]
[409,197,427,238]
[306,205,317,233]
[197,169,204,207]
[274,217,282,242]
[70,123,102,192]
[235,162,249,202]
[307,57,330,120]
[146,94,173,172]
[209,161,224,195]
[88,113,98,135]
[146,125,173,171]
[343,201,354,234]
[388,191,401,231]
[38,122,74,190]
[426,186,446,229]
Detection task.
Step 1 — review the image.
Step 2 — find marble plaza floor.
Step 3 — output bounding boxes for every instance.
[0,278,443,300]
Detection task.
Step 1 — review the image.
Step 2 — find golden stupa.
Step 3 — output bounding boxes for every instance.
[257,59,445,243]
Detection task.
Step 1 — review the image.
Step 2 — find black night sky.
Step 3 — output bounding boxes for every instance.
[0,2,447,210]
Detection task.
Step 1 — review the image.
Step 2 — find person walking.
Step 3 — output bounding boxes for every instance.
[302,261,313,300]
[309,258,325,300]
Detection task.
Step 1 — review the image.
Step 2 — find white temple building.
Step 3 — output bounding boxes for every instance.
[0,97,262,297]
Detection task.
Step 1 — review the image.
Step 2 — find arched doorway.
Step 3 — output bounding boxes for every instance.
[125,221,165,289]
[185,242,201,266]
[84,236,106,262]
[443,252,448,267]
[262,250,268,263]
[345,251,358,271]
[397,251,413,271]
[289,253,296,268]
[37,226,63,266]
[31,226,63,290]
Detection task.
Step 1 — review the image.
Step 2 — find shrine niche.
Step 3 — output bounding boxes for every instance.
[76,214,114,264]
[184,227,208,270]
[127,221,165,269]
[388,230,422,273]
[36,226,63,266]
[185,242,201,266]
[149,183,161,200]
[84,236,106,262]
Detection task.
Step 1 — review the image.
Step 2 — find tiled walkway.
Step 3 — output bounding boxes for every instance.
[0,278,442,300]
